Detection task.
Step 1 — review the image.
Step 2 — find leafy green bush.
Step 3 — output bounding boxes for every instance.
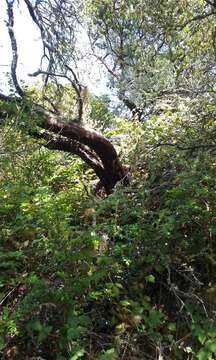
[0,107,216,359]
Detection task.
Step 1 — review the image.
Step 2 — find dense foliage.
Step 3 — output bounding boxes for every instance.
[0,0,216,359]
[1,105,216,359]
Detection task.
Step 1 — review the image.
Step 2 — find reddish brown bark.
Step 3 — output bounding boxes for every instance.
[0,95,129,194]
[37,115,129,194]
[2,0,129,195]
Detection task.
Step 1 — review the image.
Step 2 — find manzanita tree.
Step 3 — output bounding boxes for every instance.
[1,0,215,193]
[1,0,129,195]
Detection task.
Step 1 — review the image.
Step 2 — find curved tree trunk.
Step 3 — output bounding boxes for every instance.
[40,116,129,194]
[0,94,129,194]
[1,0,129,195]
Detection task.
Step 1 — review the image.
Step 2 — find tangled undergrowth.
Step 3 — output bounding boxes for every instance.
[0,113,216,360]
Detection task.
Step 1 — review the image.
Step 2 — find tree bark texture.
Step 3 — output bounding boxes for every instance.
[0,95,129,194]
[39,115,129,194]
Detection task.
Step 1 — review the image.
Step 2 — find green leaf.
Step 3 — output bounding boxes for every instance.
[67,327,82,340]
[147,309,163,329]
[206,339,216,353]
[96,348,117,360]
[145,275,155,283]
[198,333,207,345]
[70,348,85,360]
[168,323,176,332]
[31,320,43,332]
[193,325,207,345]
[197,349,212,360]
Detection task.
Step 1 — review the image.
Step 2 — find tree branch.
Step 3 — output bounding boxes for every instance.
[119,96,144,120]
[29,69,84,121]
[204,0,216,8]
[23,0,54,76]
[179,10,215,29]
[6,0,24,97]
[33,130,106,180]
[0,92,21,102]
[40,117,118,167]
[38,115,129,193]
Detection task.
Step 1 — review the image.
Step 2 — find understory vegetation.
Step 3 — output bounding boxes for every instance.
[1,108,216,359]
